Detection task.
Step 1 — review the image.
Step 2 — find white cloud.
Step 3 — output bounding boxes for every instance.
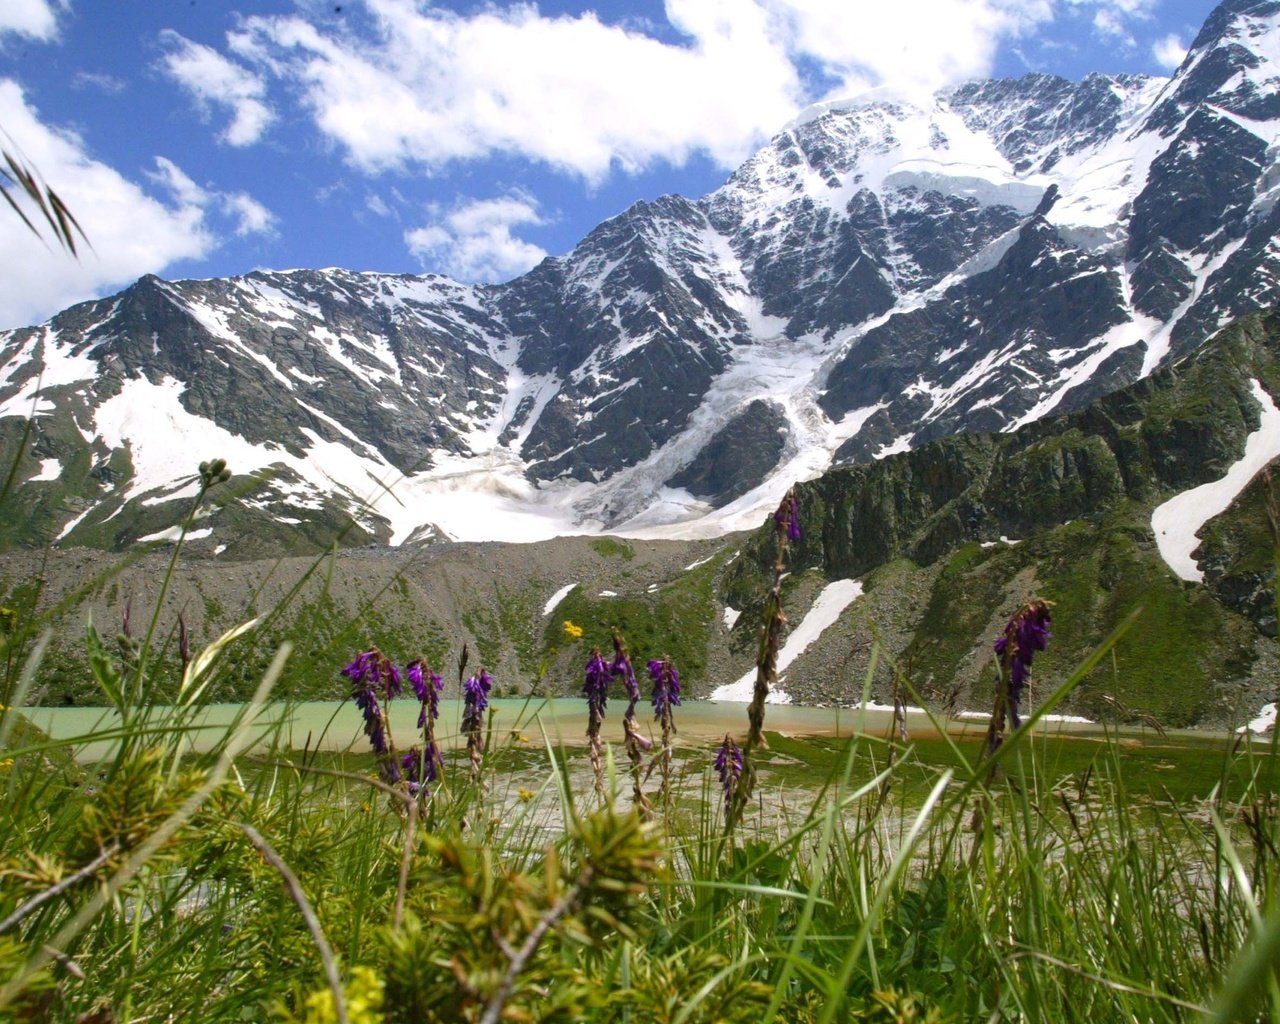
[0,81,276,329]
[762,0,1052,102]
[71,71,127,94]
[146,159,278,238]
[0,81,214,329]
[0,0,62,42]
[1152,31,1187,69]
[1063,0,1157,45]
[147,157,277,239]
[222,191,277,237]
[234,1,801,180]
[148,155,209,209]
[406,193,549,283]
[159,29,274,146]
[1092,9,1132,43]
[225,0,1067,183]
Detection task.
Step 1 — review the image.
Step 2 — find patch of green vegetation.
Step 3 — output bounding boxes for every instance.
[543,558,720,690]
[901,541,1005,701]
[206,581,454,703]
[1198,472,1277,578]
[201,593,226,623]
[590,536,635,560]
[897,503,1260,728]
[461,580,543,676]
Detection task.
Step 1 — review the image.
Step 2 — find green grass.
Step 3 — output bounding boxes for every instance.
[2,455,1279,1023]
[2,614,1278,1024]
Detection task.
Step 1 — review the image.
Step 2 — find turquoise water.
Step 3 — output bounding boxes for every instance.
[19,698,1056,762]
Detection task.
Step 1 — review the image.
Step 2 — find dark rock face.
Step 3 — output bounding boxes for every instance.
[667,399,789,506]
[948,72,1150,172]
[821,216,1132,457]
[504,196,744,482]
[1135,109,1265,255]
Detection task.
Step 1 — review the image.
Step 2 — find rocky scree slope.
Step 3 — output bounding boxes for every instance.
[0,533,741,708]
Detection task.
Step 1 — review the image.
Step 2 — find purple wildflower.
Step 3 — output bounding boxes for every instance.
[353,685,389,756]
[341,649,375,683]
[462,669,492,735]
[611,631,640,719]
[345,650,393,755]
[584,650,612,795]
[774,489,801,542]
[715,734,744,808]
[584,649,611,718]
[400,743,438,795]
[994,599,1052,728]
[648,657,681,719]
[343,648,401,702]
[408,659,444,728]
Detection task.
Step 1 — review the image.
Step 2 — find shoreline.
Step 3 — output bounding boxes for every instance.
[20,697,1257,762]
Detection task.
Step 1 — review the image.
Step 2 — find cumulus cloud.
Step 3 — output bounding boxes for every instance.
[147,157,278,238]
[406,193,549,283]
[1152,32,1188,70]
[762,0,1052,102]
[160,29,274,146]
[1062,0,1157,46]
[227,0,1057,182]
[0,81,275,329]
[222,191,277,237]
[232,1,799,180]
[0,0,63,42]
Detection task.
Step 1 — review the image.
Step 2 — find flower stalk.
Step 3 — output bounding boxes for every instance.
[342,647,403,786]
[407,657,445,790]
[463,668,492,787]
[985,598,1053,762]
[729,486,800,831]
[612,630,651,817]
[584,649,611,797]
[647,656,680,814]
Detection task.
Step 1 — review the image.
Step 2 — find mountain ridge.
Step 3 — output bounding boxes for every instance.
[2,0,1279,556]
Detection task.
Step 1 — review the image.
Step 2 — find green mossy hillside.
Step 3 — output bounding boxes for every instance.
[723,308,1280,726]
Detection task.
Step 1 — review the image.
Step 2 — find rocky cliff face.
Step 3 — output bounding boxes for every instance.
[2,0,1280,555]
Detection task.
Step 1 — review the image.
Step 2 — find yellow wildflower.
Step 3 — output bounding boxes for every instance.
[563,620,584,639]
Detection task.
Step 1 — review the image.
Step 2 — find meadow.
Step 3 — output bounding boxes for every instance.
[1,475,1279,1023]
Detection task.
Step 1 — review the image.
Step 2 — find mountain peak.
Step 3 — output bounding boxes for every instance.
[4,0,1280,552]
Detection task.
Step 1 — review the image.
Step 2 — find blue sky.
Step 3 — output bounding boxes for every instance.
[0,0,1216,330]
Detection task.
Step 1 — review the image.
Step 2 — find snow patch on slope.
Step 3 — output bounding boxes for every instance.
[0,329,98,418]
[543,584,577,617]
[1151,378,1280,582]
[1238,702,1277,735]
[710,579,863,702]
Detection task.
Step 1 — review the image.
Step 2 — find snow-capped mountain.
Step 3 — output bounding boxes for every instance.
[3,0,1280,555]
